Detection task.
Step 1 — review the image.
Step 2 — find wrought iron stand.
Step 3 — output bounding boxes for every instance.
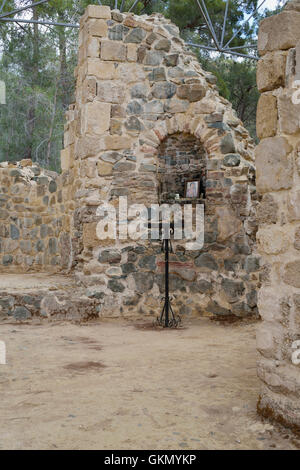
[156,228,181,328]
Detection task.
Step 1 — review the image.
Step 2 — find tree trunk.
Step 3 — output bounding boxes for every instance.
[58,14,68,111]
[46,83,58,169]
[25,7,39,160]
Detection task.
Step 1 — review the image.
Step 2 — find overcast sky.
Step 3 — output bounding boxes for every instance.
[263,0,285,10]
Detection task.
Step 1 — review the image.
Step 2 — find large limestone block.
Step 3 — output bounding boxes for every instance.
[97,161,113,176]
[87,37,100,58]
[118,63,146,84]
[176,83,206,102]
[255,136,293,193]
[81,159,96,178]
[87,59,118,80]
[83,77,97,101]
[285,0,300,13]
[61,147,71,171]
[127,44,138,62]
[257,288,282,323]
[284,259,300,288]
[256,93,277,139]
[191,98,216,115]
[104,135,132,150]
[257,51,287,92]
[82,101,111,135]
[85,19,108,37]
[83,222,100,248]
[97,81,125,104]
[64,121,75,146]
[258,11,300,56]
[215,206,242,242]
[75,135,105,158]
[85,5,111,20]
[101,41,126,61]
[20,158,32,167]
[278,90,300,135]
[257,226,291,255]
[257,194,278,224]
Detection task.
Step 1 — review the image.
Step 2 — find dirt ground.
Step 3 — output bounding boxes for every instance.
[0,317,299,450]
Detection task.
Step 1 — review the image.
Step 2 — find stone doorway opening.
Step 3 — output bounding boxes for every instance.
[152,130,259,320]
[157,133,207,204]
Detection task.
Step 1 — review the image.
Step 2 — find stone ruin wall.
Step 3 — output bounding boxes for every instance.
[62,5,259,319]
[256,0,300,430]
[0,5,259,322]
[0,159,73,273]
[0,2,299,434]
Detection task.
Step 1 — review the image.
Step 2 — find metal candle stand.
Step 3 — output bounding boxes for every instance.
[156,223,181,329]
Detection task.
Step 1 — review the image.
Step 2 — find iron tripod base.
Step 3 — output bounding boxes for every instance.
[155,237,181,328]
[156,296,181,328]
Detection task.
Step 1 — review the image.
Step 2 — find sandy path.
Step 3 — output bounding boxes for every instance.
[0,318,298,450]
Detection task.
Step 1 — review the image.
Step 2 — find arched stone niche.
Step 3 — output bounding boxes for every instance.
[157,133,206,202]
[62,5,259,319]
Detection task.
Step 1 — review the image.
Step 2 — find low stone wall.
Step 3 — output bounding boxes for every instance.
[0,274,101,321]
[0,159,72,273]
[256,0,300,429]
[88,237,260,319]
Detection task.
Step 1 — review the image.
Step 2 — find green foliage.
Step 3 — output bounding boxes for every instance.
[199,55,259,139]
[0,0,81,170]
[167,0,258,51]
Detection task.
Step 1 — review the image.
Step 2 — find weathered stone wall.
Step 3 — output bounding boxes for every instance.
[256,0,300,429]
[63,5,259,319]
[0,5,260,323]
[0,159,72,273]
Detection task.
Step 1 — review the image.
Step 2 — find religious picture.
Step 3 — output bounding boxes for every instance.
[185,180,200,198]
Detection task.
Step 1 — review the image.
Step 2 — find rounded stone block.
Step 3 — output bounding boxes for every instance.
[256,93,278,139]
[85,5,111,20]
[82,101,111,135]
[258,10,300,56]
[257,51,287,92]
[97,161,113,176]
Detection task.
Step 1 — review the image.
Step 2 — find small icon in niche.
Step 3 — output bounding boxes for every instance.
[185,180,200,198]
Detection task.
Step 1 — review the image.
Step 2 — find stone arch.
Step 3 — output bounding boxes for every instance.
[156,133,207,202]
[137,111,238,159]
[148,114,241,203]
[127,118,258,320]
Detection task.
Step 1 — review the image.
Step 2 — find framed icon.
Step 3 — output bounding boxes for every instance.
[184,180,200,199]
